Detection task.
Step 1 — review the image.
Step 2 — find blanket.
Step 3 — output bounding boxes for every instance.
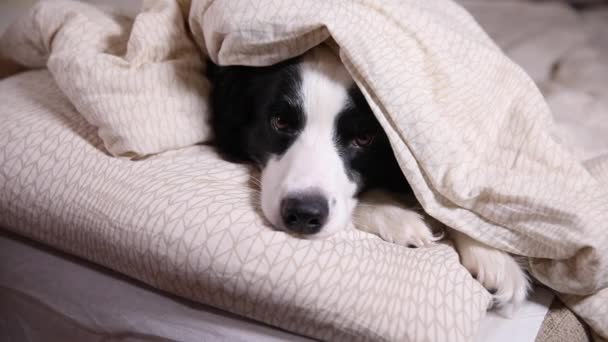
[1,0,607,339]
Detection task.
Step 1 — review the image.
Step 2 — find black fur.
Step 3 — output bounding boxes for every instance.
[334,87,412,194]
[207,58,303,165]
[207,57,412,196]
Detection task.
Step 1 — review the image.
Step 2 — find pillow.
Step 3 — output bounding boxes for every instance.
[0,69,491,341]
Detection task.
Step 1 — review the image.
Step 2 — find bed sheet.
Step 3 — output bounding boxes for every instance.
[0,231,313,342]
[0,231,552,342]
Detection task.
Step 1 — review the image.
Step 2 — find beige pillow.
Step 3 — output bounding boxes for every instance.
[0,69,491,341]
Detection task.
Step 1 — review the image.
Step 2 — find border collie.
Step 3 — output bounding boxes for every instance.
[208,45,529,314]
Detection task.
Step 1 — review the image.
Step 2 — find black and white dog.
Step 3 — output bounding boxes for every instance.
[208,45,529,313]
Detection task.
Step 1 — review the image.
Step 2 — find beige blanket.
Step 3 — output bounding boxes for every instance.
[1,0,607,339]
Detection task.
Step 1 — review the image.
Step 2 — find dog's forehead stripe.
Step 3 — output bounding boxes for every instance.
[299,48,353,133]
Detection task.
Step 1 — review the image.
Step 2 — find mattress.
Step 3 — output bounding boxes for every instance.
[0,231,313,342]
[0,230,553,342]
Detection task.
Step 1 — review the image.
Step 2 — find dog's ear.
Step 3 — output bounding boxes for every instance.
[207,58,301,164]
[207,61,258,163]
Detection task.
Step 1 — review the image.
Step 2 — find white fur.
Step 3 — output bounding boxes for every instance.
[354,194,530,312]
[450,230,530,316]
[353,190,441,247]
[256,45,529,313]
[260,47,358,237]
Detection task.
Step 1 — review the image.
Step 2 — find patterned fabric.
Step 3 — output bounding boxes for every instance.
[1,0,607,339]
[0,0,210,157]
[192,0,608,337]
[0,70,490,341]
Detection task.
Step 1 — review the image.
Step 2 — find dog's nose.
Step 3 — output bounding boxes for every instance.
[280,193,329,234]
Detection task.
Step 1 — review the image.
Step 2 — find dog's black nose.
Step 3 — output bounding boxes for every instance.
[280,193,329,234]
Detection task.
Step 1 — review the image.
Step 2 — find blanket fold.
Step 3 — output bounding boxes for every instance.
[1,0,607,339]
[0,0,211,157]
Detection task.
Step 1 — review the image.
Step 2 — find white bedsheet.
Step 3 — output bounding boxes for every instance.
[0,231,551,342]
[0,232,313,342]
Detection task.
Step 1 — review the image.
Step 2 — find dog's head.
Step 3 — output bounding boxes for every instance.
[209,46,409,237]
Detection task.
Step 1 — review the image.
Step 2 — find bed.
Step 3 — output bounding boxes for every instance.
[0,230,556,342]
[1,0,607,341]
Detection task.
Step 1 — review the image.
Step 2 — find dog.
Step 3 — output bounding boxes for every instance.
[208,45,529,314]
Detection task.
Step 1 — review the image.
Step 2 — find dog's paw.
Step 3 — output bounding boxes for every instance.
[354,191,442,248]
[451,231,530,316]
[368,208,439,247]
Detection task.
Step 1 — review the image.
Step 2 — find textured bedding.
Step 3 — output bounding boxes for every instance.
[1,0,608,341]
[0,230,555,342]
[0,70,490,341]
[0,232,313,342]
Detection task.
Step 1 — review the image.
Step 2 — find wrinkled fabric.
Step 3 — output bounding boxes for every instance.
[1,0,607,339]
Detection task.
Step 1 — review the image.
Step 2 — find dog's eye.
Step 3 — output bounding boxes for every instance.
[271,114,294,133]
[353,133,375,147]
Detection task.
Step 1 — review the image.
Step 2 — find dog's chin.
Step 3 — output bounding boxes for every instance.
[272,219,351,240]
